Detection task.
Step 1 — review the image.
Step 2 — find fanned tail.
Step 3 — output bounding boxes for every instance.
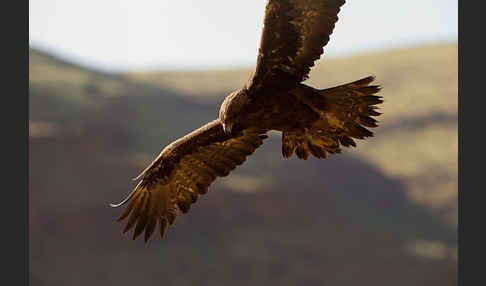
[282,75,382,160]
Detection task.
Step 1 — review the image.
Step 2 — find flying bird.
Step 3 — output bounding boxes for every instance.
[111,0,383,242]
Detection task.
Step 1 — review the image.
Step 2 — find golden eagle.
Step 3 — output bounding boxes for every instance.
[111,0,383,242]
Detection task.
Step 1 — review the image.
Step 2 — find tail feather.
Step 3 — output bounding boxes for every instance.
[282,129,342,160]
[282,131,296,158]
[295,142,310,160]
[282,75,382,160]
[338,135,356,148]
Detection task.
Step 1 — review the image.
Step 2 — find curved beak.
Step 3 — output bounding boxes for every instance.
[222,123,233,135]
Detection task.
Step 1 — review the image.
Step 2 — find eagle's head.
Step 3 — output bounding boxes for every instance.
[219,88,250,134]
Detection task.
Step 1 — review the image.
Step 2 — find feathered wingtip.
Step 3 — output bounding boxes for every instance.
[109,180,143,208]
[350,75,376,87]
[111,180,175,242]
[111,181,155,242]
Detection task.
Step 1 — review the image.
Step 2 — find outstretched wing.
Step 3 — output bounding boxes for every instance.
[111,119,267,242]
[247,0,346,93]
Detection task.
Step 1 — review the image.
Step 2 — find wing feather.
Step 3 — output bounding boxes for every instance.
[111,119,266,242]
[247,0,346,94]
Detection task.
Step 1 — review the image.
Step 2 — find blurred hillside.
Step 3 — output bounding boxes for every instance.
[29,43,457,286]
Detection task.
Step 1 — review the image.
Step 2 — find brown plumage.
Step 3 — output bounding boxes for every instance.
[111,0,383,242]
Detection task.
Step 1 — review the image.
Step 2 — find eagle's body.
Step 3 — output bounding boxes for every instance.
[112,0,383,242]
[220,85,313,133]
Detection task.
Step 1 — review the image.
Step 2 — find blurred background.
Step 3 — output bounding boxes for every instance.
[29,0,458,285]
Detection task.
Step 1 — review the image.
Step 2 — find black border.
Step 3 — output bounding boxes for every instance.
[459,1,484,285]
[457,0,462,283]
[6,0,29,284]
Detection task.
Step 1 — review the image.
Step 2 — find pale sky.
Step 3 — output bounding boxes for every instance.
[29,0,457,72]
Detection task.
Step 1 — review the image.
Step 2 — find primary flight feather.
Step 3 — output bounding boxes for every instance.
[111,0,383,242]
